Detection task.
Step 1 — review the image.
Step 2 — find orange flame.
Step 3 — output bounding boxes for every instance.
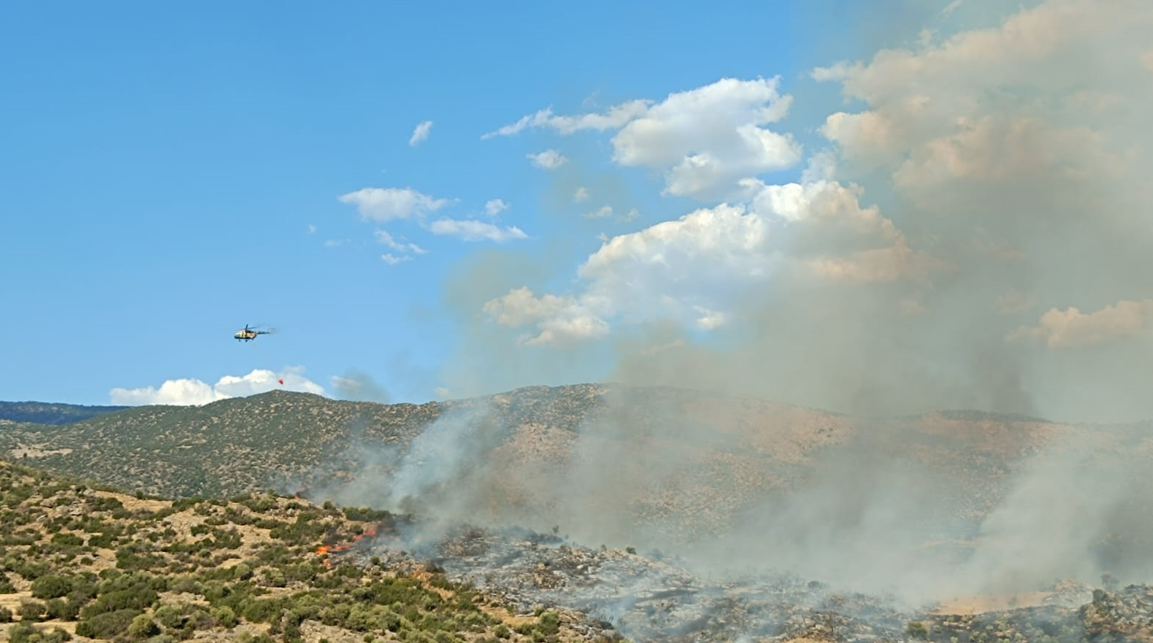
[313,521,387,569]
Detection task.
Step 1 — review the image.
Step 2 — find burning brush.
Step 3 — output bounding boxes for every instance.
[315,524,384,569]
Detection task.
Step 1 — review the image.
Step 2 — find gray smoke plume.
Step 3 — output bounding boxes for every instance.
[331,369,391,404]
[314,0,1153,624]
[466,0,1153,424]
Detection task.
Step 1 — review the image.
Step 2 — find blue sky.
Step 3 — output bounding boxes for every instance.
[6,1,1151,422]
[0,1,845,404]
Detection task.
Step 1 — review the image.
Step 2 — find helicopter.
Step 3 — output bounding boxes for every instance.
[234,324,276,342]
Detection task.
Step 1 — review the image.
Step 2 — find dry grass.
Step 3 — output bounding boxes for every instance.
[932,591,1055,615]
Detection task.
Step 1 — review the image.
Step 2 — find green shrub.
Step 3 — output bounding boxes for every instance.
[0,574,16,593]
[241,597,286,623]
[285,561,322,583]
[127,613,160,638]
[243,496,278,514]
[115,545,165,571]
[51,532,85,548]
[68,575,99,605]
[77,608,143,639]
[8,623,39,643]
[232,562,253,580]
[86,532,116,548]
[45,597,80,621]
[261,567,287,588]
[345,604,382,631]
[343,507,392,522]
[212,605,238,628]
[86,496,124,513]
[211,528,243,549]
[13,561,50,580]
[381,608,402,632]
[153,604,184,629]
[539,610,560,636]
[168,574,198,594]
[80,585,158,619]
[19,599,47,622]
[224,507,255,525]
[32,574,73,599]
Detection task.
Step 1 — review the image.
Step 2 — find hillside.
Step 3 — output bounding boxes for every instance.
[0,402,128,426]
[0,457,619,643]
[0,391,442,500]
[0,384,875,551]
[3,455,1153,643]
[3,383,1152,597]
[0,385,1091,531]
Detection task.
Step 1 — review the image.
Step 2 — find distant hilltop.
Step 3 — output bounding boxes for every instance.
[0,401,129,425]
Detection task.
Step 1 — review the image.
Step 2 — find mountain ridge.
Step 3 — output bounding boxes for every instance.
[0,383,1108,542]
[0,401,130,425]
[2,381,1066,428]
[2,382,1152,640]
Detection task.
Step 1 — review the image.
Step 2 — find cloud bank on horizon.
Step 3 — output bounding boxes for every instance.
[110,366,327,406]
[113,0,1153,421]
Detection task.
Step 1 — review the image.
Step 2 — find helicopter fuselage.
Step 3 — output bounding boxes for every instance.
[234,325,271,341]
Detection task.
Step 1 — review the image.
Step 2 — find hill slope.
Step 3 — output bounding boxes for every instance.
[0,391,442,499]
[4,454,1153,643]
[0,385,865,534]
[3,383,1152,597]
[0,385,1081,525]
[0,457,618,643]
[0,402,129,425]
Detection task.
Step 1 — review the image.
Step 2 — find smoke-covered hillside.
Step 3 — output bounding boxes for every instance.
[5,383,1153,614]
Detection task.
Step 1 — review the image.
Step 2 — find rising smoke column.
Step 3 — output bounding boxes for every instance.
[471,0,1153,424]
[239,1,1142,616]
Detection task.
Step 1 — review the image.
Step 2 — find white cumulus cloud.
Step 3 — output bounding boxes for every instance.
[430,219,527,243]
[409,120,433,146]
[612,78,802,199]
[375,229,428,256]
[1007,299,1153,349]
[483,176,932,345]
[482,287,611,346]
[482,99,650,139]
[490,77,803,200]
[484,199,509,216]
[527,150,568,170]
[338,187,451,222]
[813,0,1152,199]
[110,367,327,406]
